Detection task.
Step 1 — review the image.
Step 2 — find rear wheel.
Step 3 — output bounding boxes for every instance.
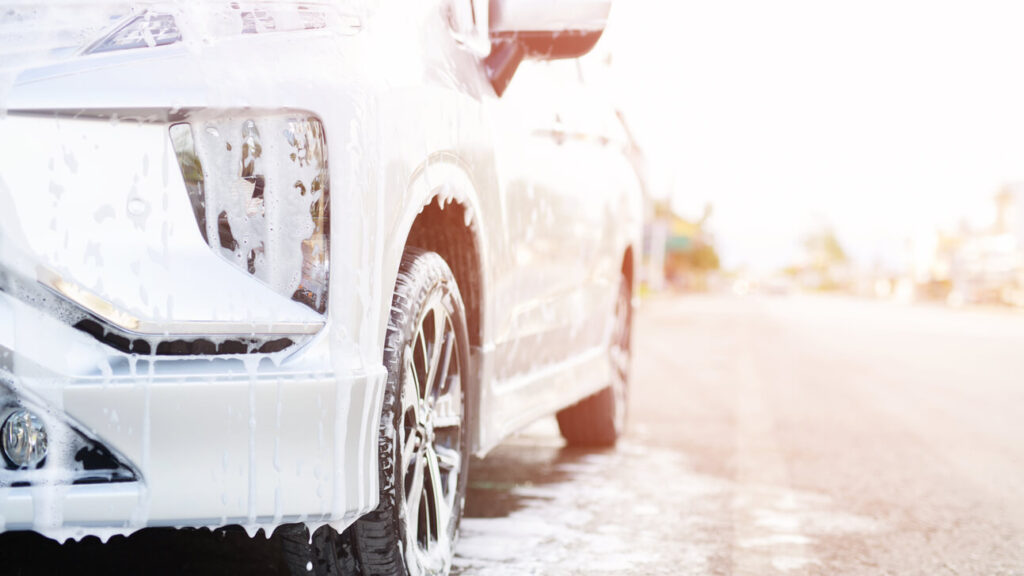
[286,248,471,576]
[556,274,632,447]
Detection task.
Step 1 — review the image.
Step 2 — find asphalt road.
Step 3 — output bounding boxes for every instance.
[453,294,1024,575]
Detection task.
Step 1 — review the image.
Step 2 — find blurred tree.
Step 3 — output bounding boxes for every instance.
[823,231,848,264]
[691,242,720,271]
[800,227,849,291]
[804,227,847,268]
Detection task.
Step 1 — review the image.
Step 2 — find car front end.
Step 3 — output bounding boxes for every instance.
[0,2,387,541]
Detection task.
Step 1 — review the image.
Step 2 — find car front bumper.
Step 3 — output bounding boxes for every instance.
[0,290,386,541]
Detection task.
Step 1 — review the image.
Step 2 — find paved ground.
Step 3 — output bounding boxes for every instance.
[453,294,1024,575]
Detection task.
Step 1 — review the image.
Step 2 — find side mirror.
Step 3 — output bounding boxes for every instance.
[485,0,611,96]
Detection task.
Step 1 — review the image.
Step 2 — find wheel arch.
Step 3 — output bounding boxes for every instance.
[384,153,490,452]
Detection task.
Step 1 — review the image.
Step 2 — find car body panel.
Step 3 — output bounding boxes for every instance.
[0,0,642,539]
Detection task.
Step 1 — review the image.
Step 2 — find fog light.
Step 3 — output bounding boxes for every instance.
[2,409,48,469]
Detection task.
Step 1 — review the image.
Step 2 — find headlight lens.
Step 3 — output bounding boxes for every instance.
[85,11,181,54]
[170,114,330,315]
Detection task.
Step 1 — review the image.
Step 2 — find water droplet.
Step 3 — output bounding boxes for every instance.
[127,197,147,216]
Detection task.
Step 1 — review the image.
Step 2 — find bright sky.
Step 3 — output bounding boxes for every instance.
[600,0,1024,271]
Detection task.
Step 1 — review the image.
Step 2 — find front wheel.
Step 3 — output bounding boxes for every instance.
[556,274,632,447]
[287,248,471,576]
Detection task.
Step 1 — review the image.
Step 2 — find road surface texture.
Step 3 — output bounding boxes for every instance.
[2,294,1023,575]
[453,294,1024,576]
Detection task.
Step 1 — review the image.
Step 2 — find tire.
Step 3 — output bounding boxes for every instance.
[285,248,471,576]
[556,274,632,447]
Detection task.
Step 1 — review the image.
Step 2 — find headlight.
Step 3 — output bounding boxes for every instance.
[170,113,330,315]
[84,11,181,54]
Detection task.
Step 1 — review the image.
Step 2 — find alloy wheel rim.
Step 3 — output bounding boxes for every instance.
[401,292,463,574]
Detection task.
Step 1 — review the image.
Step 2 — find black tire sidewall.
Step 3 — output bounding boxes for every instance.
[357,248,472,576]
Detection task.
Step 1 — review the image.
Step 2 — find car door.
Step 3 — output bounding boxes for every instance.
[488,59,611,380]
[554,101,644,351]
[542,87,634,355]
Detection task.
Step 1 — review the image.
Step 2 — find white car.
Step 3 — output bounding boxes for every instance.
[0,1,642,574]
